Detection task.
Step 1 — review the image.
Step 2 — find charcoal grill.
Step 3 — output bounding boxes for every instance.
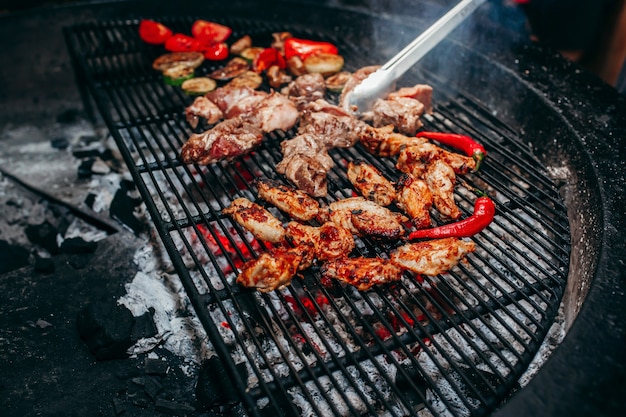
[62,7,598,417]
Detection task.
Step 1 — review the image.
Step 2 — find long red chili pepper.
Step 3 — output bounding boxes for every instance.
[408,196,495,240]
[416,131,487,171]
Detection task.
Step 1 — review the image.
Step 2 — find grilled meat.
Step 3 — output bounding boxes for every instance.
[390,237,476,276]
[347,160,396,206]
[396,142,476,177]
[395,174,433,229]
[388,84,433,113]
[359,124,428,157]
[298,99,368,148]
[369,96,425,136]
[256,178,321,222]
[286,221,355,261]
[338,65,380,112]
[320,257,403,291]
[236,244,314,292]
[205,86,266,119]
[281,73,327,110]
[276,133,334,197]
[321,197,407,239]
[222,197,285,243]
[185,96,224,129]
[247,90,299,133]
[424,159,462,220]
[180,116,264,165]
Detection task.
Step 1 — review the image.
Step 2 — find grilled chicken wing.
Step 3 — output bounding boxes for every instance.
[347,160,396,206]
[395,174,433,229]
[285,221,355,261]
[396,142,476,177]
[256,178,321,222]
[236,244,314,292]
[181,116,264,165]
[320,257,403,291]
[321,197,408,239]
[222,197,285,243]
[390,237,475,276]
[359,125,428,157]
[424,159,462,220]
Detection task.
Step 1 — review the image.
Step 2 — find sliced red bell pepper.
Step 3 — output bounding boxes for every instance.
[284,37,338,61]
[203,42,229,61]
[191,20,232,44]
[138,19,173,45]
[164,33,203,52]
[253,47,286,72]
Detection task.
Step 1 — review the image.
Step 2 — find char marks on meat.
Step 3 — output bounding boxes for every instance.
[321,257,403,291]
[256,178,321,222]
[396,173,433,229]
[369,96,425,136]
[282,73,327,110]
[222,197,286,243]
[185,96,224,129]
[347,160,396,206]
[391,237,476,276]
[299,99,369,148]
[359,125,428,157]
[424,159,462,220]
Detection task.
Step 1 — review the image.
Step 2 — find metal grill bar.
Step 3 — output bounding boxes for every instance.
[65,17,570,417]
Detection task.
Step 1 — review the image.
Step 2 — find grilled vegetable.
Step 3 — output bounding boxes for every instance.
[162,65,195,86]
[191,20,232,43]
[208,57,250,80]
[226,70,263,89]
[152,51,204,71]
[408,195,495,240]
[253,47,286,73]
[239,47,265,62]
[325,71,351,92]
[138,19,173,45]
[284,37,339,61]
[230,35,252,55]
[416,131,487,171]
[303,52,344,77]
[164,33,203,52]
[203,42,229,61]
[181,77,217,95]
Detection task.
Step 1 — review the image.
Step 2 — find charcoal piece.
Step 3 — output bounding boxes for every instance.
[68,254,91,269]
[73,148,102,159]
[76,301,136,360]
[84,192,97,209]
[60,237,98,254]
[24,221,59,254]
[196,357,246,408]
[110,186,144,234]
[77,158,96,178]
[0,240,30,274]
[131,375,163,401]
[131,309,158,340]
[111,397,128,415]
[33,255,55,274]
[144,358,169,375]
[56,108,82,124]
[154,398,195,415]
[50,137,69,150]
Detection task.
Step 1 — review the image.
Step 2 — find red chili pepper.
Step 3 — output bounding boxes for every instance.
[408,196,495,240]
[416,131,487,171]
[164,33,203,52]
[284,37,338,61]
[138,19,173,45]
[253,47,286,72]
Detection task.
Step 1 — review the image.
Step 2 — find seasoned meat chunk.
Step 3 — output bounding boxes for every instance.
[391,237,475,276]
[222,197,285,243]
[359,125,428,157]
[286,221,355,261]
[395,174,433,229]
[321,257,403,291]
[424,159,462,220]
[256,179,321,222]
[185,96,224,129]
[347,160,396,206]
[370,97,424,136]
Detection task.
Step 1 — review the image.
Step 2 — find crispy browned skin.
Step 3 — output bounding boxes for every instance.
[320,257,403,291]
[388,84,433,113]
[396,142,476,177]
[236,244,313,292]
[222,197,285,243]
[347,160,396,207]
[359,125,428,157]
[256,179,321,222]
[285,221,355,261]
[424,159,462,220]
[391,237,476,276]
[321,197,407,240]
[395,174,433,229]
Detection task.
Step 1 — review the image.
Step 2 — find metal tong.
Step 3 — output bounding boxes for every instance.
[346,0,486,114]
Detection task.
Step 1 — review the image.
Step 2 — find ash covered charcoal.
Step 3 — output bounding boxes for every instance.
[144,357,169,376]
[60,236,98,254]
[76,301,157,360]
[24,220,60,254]
[110,180,145,234]
[195,357,247,409]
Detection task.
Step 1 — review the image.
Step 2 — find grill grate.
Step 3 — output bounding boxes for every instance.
[64,16,570,417]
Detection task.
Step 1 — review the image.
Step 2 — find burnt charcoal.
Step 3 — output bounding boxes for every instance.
[56,108,82,124]
[60,236,98,254]
[77,158,96,178]
[24,221,59,254]
[76,301,135,360]
[68,254,92,269]
[73,148,102,159]
[0,240,30,273]
[50,137,69,150]
[196,357,246,409]
[144,358,169,375]
[131,375,163,401]
[33,255,55,274]
[111,397,128,415]
[154,398,195,415]
[229,402,250,417]
[110,186,145,234]
[84,192,97,209]
[131,309,158,340]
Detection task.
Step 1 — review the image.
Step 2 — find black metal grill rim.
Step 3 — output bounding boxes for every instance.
[64,15,571,417]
